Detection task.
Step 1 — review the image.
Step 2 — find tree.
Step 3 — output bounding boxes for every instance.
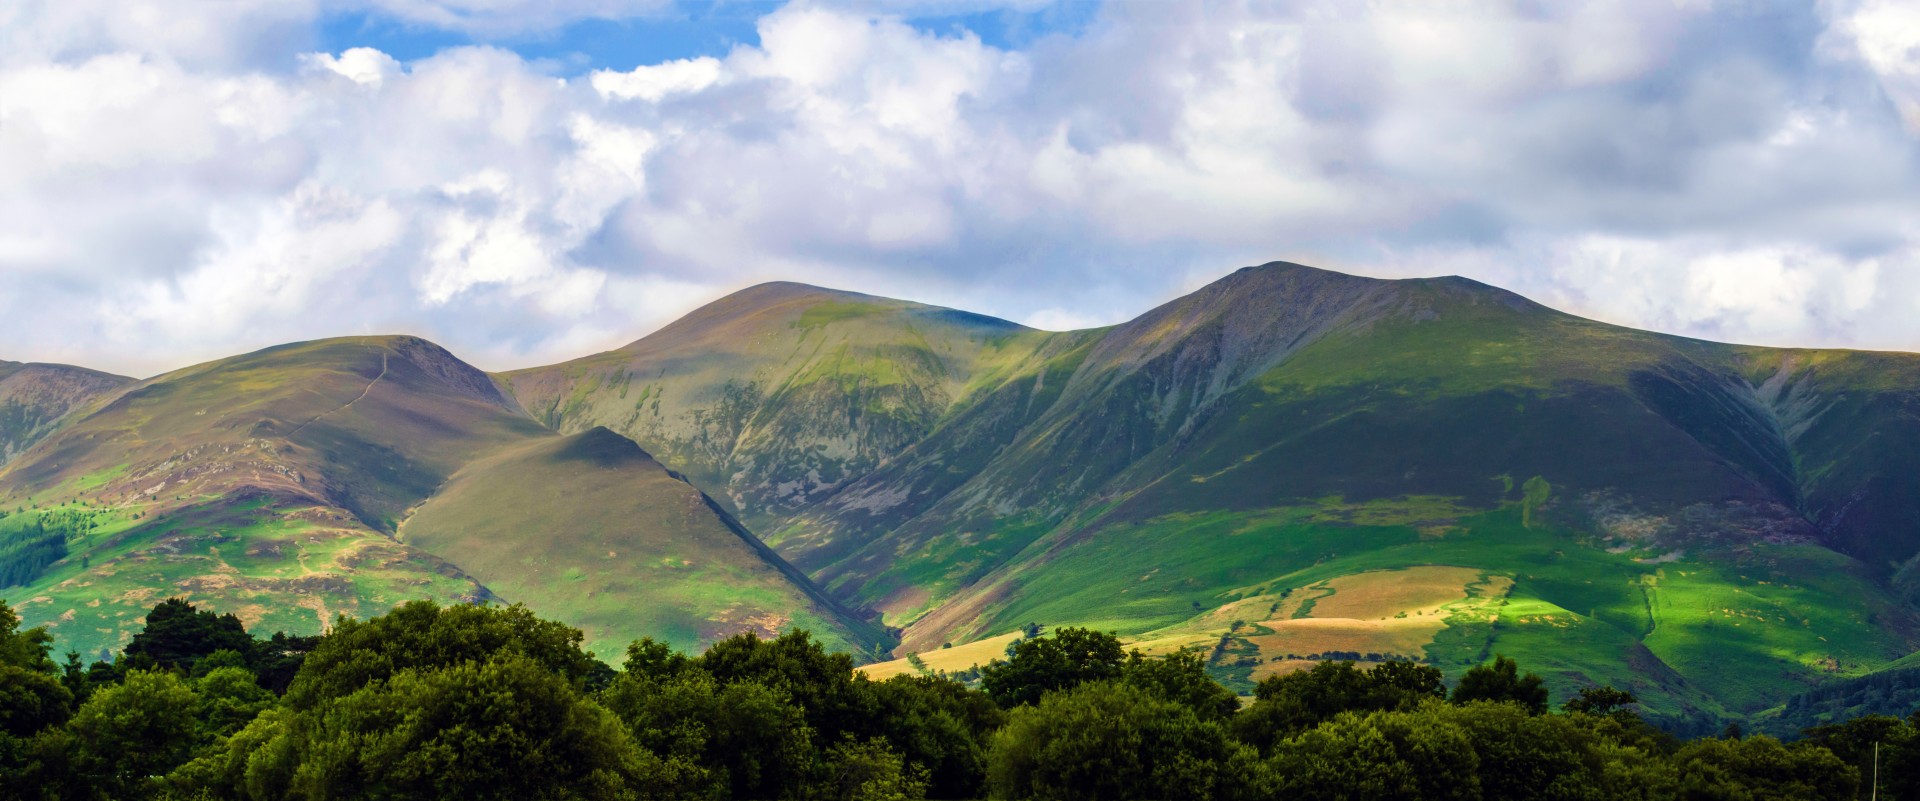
[1267,704,1482,801]
[1674,734,1858,800]
[600,667,811,799]
[1120,649,1240,721]
[979,627,1125,708]
[284,600,602,709]
[121,598,254,674]
[1234,660,1446,753]
[1452,655,1549,714]
[987,680,1260,801]
[1562,686,1638,718]
[1799,714,1914,801]
[194,664,275,739]
[816,737,928,801]
[0,599,69,775]
[186,654,665,801]
[61,670,200,799]
[866,674,1005,799]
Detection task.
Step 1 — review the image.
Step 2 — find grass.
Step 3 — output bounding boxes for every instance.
[861,630,1032,680]
[396,427,882,661]
[910,502,1915,718]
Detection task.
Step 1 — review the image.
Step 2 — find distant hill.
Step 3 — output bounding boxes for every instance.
[0,336,877,660]
[5,261,1920,722]
[511,262,1920,720]
[0,361,130,465]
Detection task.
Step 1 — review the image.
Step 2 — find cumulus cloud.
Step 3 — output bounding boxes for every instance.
[0,0,1917,376]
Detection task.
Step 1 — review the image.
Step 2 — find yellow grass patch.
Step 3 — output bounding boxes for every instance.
[1308,565,1485,620]
[861,630,1029,680]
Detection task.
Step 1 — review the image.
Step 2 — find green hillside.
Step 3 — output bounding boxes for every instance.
[500,282,1040,532]
[510,262,1920,721]
[0,337,878,660]
[0,360,130,465]
[398,426,881,659]
[4,261,1918,723]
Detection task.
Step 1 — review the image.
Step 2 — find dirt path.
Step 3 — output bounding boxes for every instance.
[289,352,388,436]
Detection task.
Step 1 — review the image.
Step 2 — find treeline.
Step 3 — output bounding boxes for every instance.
[3,599,1919,800]
[1772,666,1920,735]
[0,508,102,588]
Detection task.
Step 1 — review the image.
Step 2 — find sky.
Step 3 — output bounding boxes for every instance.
[2,0,1919,377]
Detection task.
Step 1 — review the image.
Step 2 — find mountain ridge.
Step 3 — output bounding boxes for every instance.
[5,260,1919,723]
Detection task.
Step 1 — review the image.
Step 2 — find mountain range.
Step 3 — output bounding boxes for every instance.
[5,261,1919,725]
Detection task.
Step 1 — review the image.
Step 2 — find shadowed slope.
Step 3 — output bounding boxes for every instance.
[501,282,1035,531]
[0,361,132,466]
[0,337,881,660]
[514,262,1920,719]
[399,426,882,659]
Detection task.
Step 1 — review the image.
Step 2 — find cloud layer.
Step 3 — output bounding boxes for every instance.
[1,0,1917,376]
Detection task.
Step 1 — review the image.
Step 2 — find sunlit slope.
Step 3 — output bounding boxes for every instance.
[0,337,530,656]
[757,264,1920,717]
[0,361,131,465]
[399,426,883,659]
[0,337,876,661]
[499,282,1042,531]
[0,336,542,526]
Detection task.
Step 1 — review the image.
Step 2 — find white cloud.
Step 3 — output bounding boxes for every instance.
[2,0,1919,377]
[305,47,402,86]
[592,57,723,101]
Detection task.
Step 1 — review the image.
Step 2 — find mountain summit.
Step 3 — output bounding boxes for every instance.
[5,261,1919,723]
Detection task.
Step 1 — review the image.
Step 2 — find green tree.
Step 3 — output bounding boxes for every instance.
[1452,655,1549,714]
[121,598,254,674]
[1562,686,1638,718]
[1799,714,1912,801]
[600,667,810,800]
[61,669,200,799]
[284,600,601,709]
[979,627,1125,708]
[1233,660,1445,752]
[987,680,1259,801]
[1120,649,1240,721]
[813,737,927,801]
[1267,703,1480,801]
[866,674,1005,799]
[189,654,663,801]
[1674,734,1857,800]
[194,664,275,740]
[0,598,70,779]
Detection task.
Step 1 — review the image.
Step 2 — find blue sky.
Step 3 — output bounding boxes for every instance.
[1,0,1918,376]
[316,2,1102,74]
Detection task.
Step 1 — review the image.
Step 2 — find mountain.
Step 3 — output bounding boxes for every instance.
[510,263,1920,720]
[0,336,875,661]
[500,282,1041,532]
[398,426,884,655]
[5,261,1919,722]
[0,361,131,465]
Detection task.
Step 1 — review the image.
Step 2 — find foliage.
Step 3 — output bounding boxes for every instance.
[121,598,254,673]
[978,627,1127,708]
[1453,655,1550,714]
[1234,659,1447,752]
[1672,734,1858,800]
[986,680,1260,801]
[284,599,603,709]
[3,595,1913,801]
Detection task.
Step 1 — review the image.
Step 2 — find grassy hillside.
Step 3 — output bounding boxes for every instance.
[0,337,880,660]
[520,262,1920,720]
[399,427,883,659]
[500,283,1038,532]
[0,361,131,466]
